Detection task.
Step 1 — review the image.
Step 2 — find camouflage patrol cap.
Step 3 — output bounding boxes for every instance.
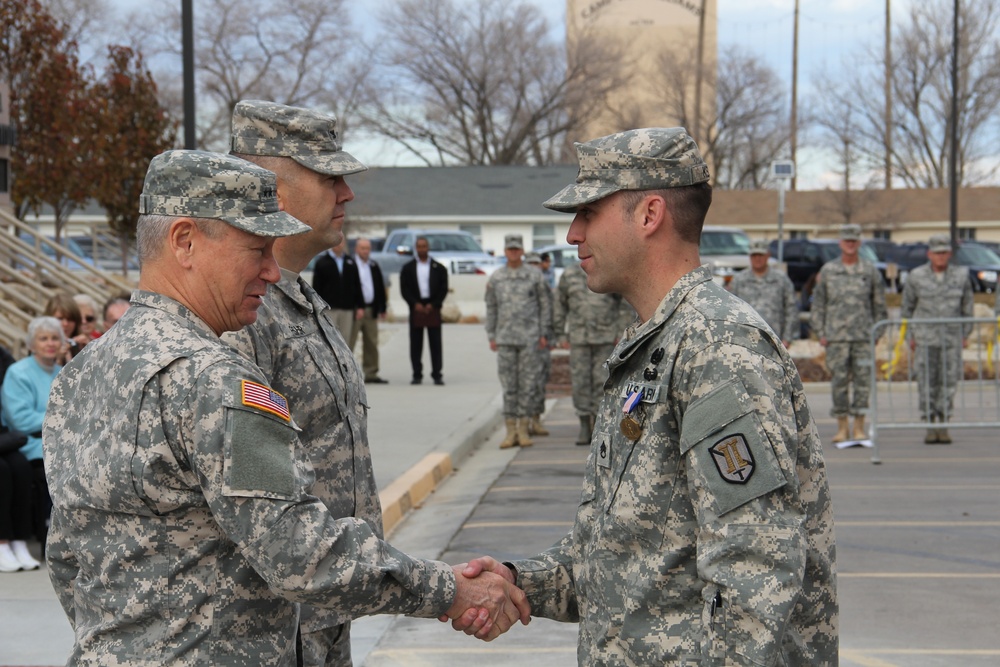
[139,150,309,238]
[748,239,770,255]
[525,251,542,264]
[543,127,710,212]
[839,223,862,241]
[231,100,367,176]
[505,234,524,249]
[928,233,953,252]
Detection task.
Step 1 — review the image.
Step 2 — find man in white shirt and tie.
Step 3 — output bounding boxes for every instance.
[400,237,449,385]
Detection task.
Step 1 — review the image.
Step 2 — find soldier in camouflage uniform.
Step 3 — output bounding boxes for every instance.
[223,100,376,665]
[728,239,798,347]
[455,128,838,665]
[811,223,888,442]
[554,261,633,445]
[42,150,529,666]
[485,234,552,448]
[901,233,974,444]
[525,251,553,437]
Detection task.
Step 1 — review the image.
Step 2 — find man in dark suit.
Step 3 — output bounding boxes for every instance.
[312,236,361,340]
[350,237,389,383]
[400,236,449,385]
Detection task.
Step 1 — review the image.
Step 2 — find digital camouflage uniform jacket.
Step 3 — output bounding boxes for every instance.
[224,268,384,636]
[511,266,838,666]
[901,263,974,346]
[43,291,455,666]
[554,263,634,346]
[727,268,798,343]
[811,258,887,342]
[485,264,553,345]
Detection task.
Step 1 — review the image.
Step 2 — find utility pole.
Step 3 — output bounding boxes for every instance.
[949,0,960,245]
[693,0,707,145]
[182,0,196,150]
[790,0,799,191]
[884,0,892,189]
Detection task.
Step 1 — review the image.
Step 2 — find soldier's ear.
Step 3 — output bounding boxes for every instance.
[168,218,199,268]
[634,194,668,239]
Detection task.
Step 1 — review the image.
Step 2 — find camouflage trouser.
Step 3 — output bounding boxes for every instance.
[570,342,614,417]
[497,344,543,417]
[532,346,551,415]
[301,622,351,667]
[826,340,873,417]
[914,344,963,421]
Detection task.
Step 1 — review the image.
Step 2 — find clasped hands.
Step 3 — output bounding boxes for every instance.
[441,556,529,641]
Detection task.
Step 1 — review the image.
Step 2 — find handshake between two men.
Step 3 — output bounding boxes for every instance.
[444,557,528,641]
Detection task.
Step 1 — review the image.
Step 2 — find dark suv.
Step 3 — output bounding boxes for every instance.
[770,238,883,293]
[887,241,1000,292]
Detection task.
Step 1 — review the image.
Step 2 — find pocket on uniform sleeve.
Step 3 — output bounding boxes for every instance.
[679,379,786,516]
[223,408,298,500]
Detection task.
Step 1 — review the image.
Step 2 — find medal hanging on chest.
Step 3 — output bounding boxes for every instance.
[620,390,642,441]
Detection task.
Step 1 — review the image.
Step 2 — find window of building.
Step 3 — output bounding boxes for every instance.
[532,223,555,249]
[872,229,892,240]
[0,159,8,193]
[958,228,976,241]
[459,224,482,245]
[788,230,808,240]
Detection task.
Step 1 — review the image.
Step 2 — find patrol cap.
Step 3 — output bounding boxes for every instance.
[748,239,770,255]
[543,127,710,213]
[231,100,367,177]
[525,251,542,264]
[139,150,309,238]
[505,234,524,250]
[928,233,953,252]
[839,223,862,241]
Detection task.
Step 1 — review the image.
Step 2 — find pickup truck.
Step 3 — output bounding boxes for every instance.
[370,229,500,275]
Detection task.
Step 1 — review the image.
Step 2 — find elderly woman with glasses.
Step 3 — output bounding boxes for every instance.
[1,316,65,551]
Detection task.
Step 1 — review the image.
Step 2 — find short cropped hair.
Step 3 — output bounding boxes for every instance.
[136,214,227,265]
[619,182,713,245]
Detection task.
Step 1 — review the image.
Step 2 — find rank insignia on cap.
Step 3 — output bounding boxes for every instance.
[709,434,755,484]
[241,380,290,421]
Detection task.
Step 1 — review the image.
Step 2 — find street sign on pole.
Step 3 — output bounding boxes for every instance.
[770,160,796,263]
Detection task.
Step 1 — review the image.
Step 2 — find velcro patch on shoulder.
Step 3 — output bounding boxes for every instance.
[241,380,290,422]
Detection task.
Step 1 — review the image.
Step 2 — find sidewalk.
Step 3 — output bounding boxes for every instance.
[0,321,508,667]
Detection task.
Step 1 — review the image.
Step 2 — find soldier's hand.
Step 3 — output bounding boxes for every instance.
[443,563,530,641]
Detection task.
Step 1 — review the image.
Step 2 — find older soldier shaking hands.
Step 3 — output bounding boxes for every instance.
[42,150,528,666]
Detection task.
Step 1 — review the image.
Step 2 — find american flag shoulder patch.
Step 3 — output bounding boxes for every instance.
[241,380,290,422]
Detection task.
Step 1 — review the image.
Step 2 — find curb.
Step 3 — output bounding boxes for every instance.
[379,394,504,536]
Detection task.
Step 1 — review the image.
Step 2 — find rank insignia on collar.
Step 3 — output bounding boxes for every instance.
[709,434,755,484]
[650,347,665,364]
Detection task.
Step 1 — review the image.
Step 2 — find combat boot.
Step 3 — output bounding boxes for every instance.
[576,414,593,446]
[832,416,850,443]
[517,418,533,447]
[499,418,518,449]
[529,414,549,436]
[924,416,939,444]
[937,418,952,444]
[852,415,866,440]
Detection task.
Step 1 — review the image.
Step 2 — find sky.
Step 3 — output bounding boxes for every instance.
[101,0,928,190]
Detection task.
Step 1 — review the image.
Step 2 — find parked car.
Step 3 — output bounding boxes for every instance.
[700,226,752,286]
[369,229,500,275]
[887,241,1000,292]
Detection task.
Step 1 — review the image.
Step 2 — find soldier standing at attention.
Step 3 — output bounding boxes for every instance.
[42,151,529,665]
[901,233,974,444]
[811,223,887,442]
[554,261,633,445]
[225,100,380,664]
[728,239,798,347]
[485,234,552,448]
[524,251,553,438]
[454,128,838,665]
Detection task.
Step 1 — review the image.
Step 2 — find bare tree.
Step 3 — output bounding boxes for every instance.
[125,0,369,150]
[361,0,626,166]
[40,0,111,58]
[813,0,1000,189]
[657,46,789,190]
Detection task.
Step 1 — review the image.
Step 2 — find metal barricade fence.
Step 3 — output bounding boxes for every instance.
[868,316,1000,463]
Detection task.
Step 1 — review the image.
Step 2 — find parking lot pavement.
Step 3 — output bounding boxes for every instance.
[358,387,1000,667]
